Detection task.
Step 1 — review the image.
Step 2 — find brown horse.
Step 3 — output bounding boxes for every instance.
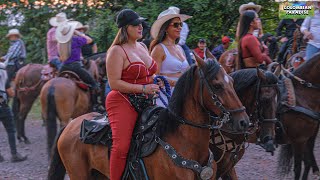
[12,63,52,144]
[218,49,237,74]
[13,53,106,145]
[40,58,105,157]
[275,54,320,180]
[47,58,250,180]
[211,68,279,179]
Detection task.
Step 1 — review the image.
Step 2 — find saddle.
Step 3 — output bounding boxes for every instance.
[41,64,56,81]
[58,71,90,91]
[79,105,164,179]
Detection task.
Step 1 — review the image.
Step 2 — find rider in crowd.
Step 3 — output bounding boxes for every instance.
[150,7,191,107]
[237,10,272,69]
[237,2,264,38]
[47,12,68,70]
[211,36,231,60]
[193,39,207,60]
[301,1,320,61]
[169,6,194,65]
[55,21,100,109]
[276,18,304,64]
[76,23,98,58]
[0,62,27,163]
[1,29,26,88]
[106,9,159,179]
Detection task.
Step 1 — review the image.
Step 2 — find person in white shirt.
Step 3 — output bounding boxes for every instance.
[169,6,194,65]
[301,2,320,60]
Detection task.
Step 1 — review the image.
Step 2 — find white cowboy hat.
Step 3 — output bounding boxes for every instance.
[76,22,89,32]
[151,7,192,39]
[239,2,261,14]
[6,29,22,38]
[49,12,69,27]
[56,21,80,43]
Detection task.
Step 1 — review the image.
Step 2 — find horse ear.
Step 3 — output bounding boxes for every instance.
[193,50,205,68]
[257,67,267,81]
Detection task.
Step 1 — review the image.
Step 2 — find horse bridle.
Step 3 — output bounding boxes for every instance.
[283,66,320,90]
[169,66,246,130]
[254,78,279,124]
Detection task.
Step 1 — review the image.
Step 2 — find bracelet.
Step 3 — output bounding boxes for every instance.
[142,85,146,94]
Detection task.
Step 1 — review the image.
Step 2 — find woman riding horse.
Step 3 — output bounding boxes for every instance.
[237,10,272,70]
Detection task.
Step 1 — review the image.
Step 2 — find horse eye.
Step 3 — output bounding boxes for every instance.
[213,84,223,90]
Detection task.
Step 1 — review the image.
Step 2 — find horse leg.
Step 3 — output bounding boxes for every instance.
[18,97,36,144]
[293,142,306,180]
[221,167,238,180]
[303,129,320,179]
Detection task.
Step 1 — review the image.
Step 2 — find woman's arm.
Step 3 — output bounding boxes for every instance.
[151,44,165,74]
[245,36,272,64]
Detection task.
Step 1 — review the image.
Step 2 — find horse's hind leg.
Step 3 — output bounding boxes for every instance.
[303,130,320,179]
[221,167,238,180]
[18,96,37,144]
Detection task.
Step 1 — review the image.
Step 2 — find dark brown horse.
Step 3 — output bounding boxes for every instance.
[218,49,237,74]
[48,58,250,180]
[211,68,279,179]
[40,57,106,157]
[12,63,51,144]
[276,54,320,180]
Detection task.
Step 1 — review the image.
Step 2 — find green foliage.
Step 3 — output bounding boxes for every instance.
[0,0,281,63]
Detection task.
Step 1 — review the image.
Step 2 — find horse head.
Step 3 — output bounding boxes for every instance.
[194,57,250,132]
[256,68,279,155]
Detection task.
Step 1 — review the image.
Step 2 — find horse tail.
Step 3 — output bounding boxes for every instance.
[46,85,57,157]
[48,127,66,180]
[277,144,293,177]
[12,90,20,125]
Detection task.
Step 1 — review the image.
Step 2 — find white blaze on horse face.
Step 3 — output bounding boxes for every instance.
[224,75,229,83]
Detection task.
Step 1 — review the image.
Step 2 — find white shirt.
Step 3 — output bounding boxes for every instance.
[301,10,320,48]
[178,22,189,45]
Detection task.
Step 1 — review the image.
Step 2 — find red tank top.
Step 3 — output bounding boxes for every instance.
[120,46,157,85]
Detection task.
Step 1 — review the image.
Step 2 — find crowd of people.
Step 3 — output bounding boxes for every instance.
[0,3,319,180]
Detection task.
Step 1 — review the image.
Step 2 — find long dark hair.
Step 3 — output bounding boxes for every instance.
[149,18,179,52]
[237,10,257,69]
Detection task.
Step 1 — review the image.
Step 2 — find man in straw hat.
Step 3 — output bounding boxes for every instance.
[0,62,27,163]
[47,12,69,70]
[0,29,26,87]
[76,23,98,58]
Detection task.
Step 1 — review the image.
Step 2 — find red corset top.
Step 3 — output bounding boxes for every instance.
[120,46,157,85]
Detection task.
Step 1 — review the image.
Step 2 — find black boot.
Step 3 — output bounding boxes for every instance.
[11,152,27,163]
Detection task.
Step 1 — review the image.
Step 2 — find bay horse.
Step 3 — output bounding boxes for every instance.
[40,58,105,157]
[48,58,250,180]
[218,49,237,74]
[13,52,106,145]
[12,63,49,144]
[211,68,279,179]
[276,53,320,180]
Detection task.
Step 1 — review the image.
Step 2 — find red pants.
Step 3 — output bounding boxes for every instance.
[106,91,138,180]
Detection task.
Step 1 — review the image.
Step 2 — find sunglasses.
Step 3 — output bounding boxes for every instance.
[170,22,183,28]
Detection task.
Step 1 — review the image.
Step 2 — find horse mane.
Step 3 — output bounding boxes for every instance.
[230,69,259,93]
[158,60,221,138]
[293,53,320,77]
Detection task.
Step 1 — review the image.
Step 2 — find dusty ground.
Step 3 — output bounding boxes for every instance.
[0,116,319,180]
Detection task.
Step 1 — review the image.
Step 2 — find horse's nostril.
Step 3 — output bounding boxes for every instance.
[239,119,249,129]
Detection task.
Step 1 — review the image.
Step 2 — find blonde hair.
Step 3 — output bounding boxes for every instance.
[109,26,129,49]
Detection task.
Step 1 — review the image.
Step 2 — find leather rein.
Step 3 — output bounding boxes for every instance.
[169,66,246,130]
